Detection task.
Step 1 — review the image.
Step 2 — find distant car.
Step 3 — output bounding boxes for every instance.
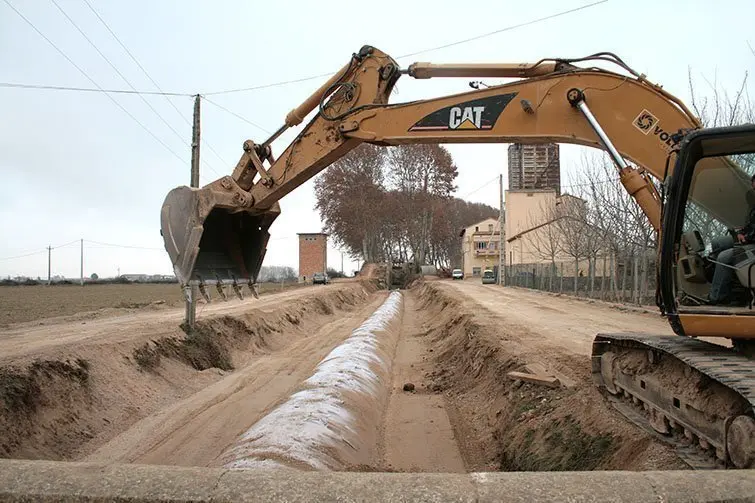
[481,269,496,284]
[452,269,464,280]
[312,272,330,285]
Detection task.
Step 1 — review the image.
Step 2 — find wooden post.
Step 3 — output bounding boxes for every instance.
[80,239,84,286]
[499,174,505,286]
[185,95,201,330]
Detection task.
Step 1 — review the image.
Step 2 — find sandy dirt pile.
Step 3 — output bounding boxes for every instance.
[413,281,686,472]
[0,283,374,462]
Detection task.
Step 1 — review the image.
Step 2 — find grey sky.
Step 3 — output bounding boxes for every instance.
[1,0,753,279]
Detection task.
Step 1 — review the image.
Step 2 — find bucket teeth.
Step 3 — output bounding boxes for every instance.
[182,285,192,303]
[198,281,211,303]
[249,281,260,299]
[216,282,228,301]
[232,280,244,301]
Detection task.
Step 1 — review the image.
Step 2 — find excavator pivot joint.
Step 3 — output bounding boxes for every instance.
[566,88,585,107]
[339,121,359,133]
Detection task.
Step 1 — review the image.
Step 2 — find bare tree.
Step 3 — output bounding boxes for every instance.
[527,199,564,291]
[553,195,589,295]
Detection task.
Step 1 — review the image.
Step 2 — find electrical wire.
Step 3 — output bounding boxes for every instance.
[0,250,46,261]
[204,0,609,96]
[0,82,191,95]
[0,239,80,261]
[2,0,187,165]
[396,0,609,59]
[85,240,163,251]
[201,96,272,135]
[460,174,500,199]
[80,0,230,171]
[48,0,225,177]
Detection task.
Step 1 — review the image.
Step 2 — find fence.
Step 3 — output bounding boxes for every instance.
[504,259,657,306]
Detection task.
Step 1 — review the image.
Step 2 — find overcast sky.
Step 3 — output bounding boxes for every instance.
[1,0,753,279]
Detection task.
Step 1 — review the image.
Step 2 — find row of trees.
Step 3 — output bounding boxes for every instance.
[314,143,498,269]
[257,265,297,283]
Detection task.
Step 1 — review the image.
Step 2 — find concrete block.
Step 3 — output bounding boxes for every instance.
[0,459,219,502]
[641,470,755,502]
[214,470,477,502]
[474,471,658,503]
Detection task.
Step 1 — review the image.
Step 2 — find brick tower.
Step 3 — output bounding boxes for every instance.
[297,233,328,282]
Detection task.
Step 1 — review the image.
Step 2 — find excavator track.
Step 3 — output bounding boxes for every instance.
[592,333,755,469]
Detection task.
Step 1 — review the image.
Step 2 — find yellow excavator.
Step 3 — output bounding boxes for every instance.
[159,46,755,469]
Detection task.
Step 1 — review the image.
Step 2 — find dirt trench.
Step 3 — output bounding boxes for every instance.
[409,281,686,472]
[0,276,688,472]
[0,283,377,461]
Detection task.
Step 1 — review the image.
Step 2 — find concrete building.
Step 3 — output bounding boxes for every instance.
[504,188,607,277]
[297,233,327,282]
[507,143,561,194]
[459,217,501,278]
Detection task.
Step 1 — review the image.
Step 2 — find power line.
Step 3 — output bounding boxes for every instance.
[396,0,609,59]
[459,174,500,199]
[4,1,609,100]
[80,0,230,171]
[0,239,79,261]
[204,0,609,96]
[49,0,224,176]
[0,82,191,95]
[85,239,163,251]
[203,73,334,97]
[201,96,272,135]
[0,250,46,261]
[2,0,187,165]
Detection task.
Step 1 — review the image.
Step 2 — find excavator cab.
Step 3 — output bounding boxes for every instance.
[160,182,280,292]
[659,124,755,337]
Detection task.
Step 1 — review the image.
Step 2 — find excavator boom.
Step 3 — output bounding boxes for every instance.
[161,46,703,290]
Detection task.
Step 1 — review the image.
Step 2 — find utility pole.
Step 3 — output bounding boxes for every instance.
[47,245,52,286]
[80,239,84,286]
[499,174,505,286]
[185,94,201,330]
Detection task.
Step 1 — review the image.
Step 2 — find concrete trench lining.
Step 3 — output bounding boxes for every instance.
[0,460,754,502]
[219,291,404,471]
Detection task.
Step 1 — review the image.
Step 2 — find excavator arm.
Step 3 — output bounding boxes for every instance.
[161,45,708,291]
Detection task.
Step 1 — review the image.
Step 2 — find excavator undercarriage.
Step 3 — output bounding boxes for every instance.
[593,334,755,468]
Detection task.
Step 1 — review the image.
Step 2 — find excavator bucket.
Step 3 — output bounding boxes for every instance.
[159,183,280,288]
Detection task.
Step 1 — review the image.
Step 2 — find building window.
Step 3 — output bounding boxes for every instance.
[472,267,481,276]
[475,226,479,232]
[488,224,493,232]
[475,242,486,249]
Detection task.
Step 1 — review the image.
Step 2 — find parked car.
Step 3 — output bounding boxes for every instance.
[452,268,464,280]
[481,269,497,284]
[312,272,330,285]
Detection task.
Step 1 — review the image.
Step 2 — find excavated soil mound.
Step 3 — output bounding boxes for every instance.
[413,282,686,472]
[0,284,375,462]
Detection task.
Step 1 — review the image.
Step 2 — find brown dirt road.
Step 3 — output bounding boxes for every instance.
[439,281,674,357]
